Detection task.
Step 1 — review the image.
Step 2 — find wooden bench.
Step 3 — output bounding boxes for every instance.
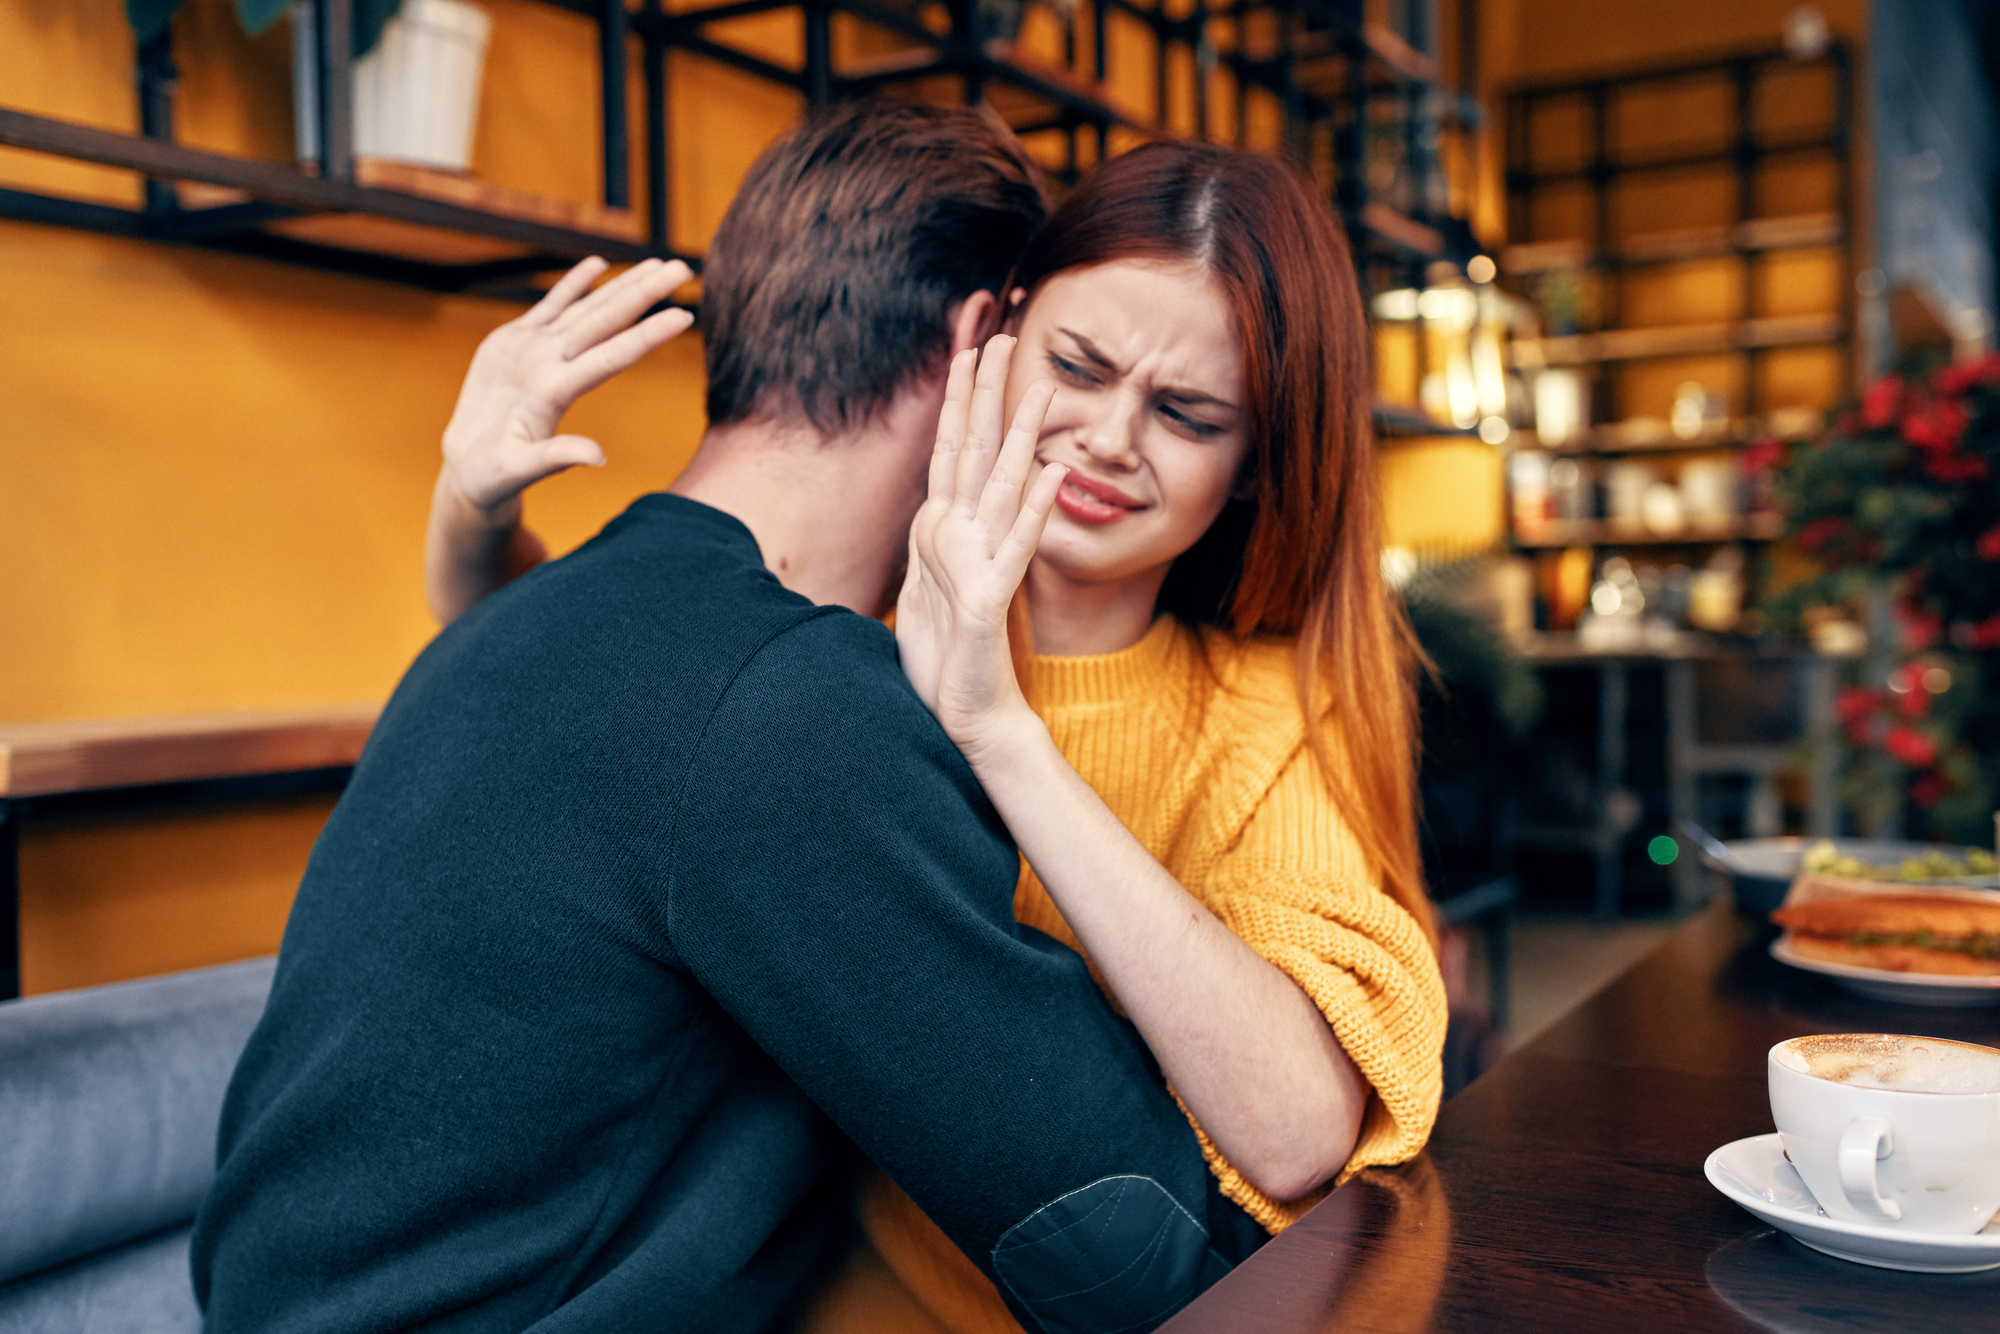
[0,707,379,1000]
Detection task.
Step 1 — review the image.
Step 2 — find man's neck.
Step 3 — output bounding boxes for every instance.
[669,409,929,616]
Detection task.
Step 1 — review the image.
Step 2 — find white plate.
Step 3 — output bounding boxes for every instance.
[1723,837,2000,889]
[1769,935,2000,1007]
[1705,1133,2000,1272]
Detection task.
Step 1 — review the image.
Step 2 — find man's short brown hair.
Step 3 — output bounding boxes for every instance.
[701,99,1049,435]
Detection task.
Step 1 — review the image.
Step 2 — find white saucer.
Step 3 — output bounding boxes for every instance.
[1705,1133,2000,1272]
[1769,935,2000,1007]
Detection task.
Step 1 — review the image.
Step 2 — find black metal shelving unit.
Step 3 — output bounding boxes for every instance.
[1495,41,1858,919]
[0,0,1484,307]
[1501,39,1855,427]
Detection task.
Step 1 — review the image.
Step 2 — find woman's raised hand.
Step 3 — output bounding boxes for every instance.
[440,256,694,514]
[896,337,1067,752]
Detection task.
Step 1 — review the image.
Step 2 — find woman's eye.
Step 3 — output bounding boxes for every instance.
[1046,353,1097,385]
[1161,404,1223,437]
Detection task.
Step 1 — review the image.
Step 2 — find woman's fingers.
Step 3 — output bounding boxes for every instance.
[507,434,607,492]
[953,335,1014,510]
[975,378,1055,538]
[558,259,692,359]
[557,306,695,400]
[928,348,979,505]
[526,256,610,325]
[995,462,1069,586]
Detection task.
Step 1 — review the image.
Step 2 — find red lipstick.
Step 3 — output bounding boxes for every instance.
[1052,470,1144,525]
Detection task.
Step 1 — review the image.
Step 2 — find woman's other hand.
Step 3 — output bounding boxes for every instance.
[440,257,694,515]
[896,337,1065,754]
[426,257,692,623]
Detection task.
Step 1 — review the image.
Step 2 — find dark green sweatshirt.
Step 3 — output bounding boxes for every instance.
[192,496,1261,1333]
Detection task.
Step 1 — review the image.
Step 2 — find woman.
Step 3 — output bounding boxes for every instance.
[425,139,1445,1333]
[806,140,1445,1333]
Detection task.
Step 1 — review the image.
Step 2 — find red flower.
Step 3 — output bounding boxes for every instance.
[1902,397,1969,451]
[1797,515,1849,551]
[1938,353,2000,396]
[1920,449,1989,482]
[1738,436,1785,476]
[1837,686,1884,743]
[1911,770,1949,809]
[1884,726,1939,768]
[1896,686,1932,719]
[1897,606,1943,651]
[1837,686,1882,722]
[1860,375,1904,429]
[1977,527,2000,561]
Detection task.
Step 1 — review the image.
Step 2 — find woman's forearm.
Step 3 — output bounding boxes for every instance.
[424,472,549,625]
[961,708,1369,1201]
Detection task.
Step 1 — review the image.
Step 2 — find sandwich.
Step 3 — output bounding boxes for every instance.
[1772,884,2000,976]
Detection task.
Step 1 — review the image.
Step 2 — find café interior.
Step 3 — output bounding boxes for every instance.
[4,0,2000,1328]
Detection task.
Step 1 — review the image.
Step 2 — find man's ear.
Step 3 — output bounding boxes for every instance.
[948,290,1001,356]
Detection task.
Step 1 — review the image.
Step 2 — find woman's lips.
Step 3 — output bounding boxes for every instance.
[1052,469,1144,525]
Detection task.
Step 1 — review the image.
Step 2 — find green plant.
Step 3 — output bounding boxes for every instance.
[126,0,402,59]
[1403,561,1545,743]
[1760,354,2000,841]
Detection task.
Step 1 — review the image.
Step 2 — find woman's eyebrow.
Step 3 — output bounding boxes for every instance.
[1056,328,1119,371]
[1057,328,1238,411]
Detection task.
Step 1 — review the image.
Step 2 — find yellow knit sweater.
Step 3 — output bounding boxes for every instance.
[805,616,1448,1334]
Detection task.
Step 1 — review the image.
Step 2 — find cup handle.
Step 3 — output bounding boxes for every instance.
[1837,1116,1901,1221]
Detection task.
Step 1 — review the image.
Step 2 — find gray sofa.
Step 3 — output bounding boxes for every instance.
[0,958,275,1332]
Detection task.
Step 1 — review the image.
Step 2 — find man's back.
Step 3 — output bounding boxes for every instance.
[194,497,886,1330]
[196,495,1266,1333]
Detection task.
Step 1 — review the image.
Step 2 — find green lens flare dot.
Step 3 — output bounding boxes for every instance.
[1648,835,1679,866]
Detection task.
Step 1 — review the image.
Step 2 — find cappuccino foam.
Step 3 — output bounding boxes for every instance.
[1778,1034,2000,1095]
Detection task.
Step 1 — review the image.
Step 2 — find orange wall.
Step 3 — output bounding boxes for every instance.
[2,0,1870,993]
[1,0,799,992]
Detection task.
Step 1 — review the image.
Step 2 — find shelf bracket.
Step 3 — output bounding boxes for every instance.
[311,0,356,183]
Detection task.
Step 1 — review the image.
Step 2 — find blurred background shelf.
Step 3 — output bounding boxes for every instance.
[1503,211,1843,274]
[0,0,1490,302]
[1511,514,1784,549]
[1513,313,1845,366]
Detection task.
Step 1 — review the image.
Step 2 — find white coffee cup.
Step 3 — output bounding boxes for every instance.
[1768,1034,2000,1235]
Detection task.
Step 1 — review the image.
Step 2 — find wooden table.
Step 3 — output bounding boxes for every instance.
[0,707,377,999]
[1164,903,2000,1332]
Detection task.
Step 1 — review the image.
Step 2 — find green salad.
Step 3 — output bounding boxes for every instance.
[1801,840,1999,881]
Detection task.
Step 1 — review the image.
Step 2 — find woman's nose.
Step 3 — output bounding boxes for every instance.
[1074,392,1142,467]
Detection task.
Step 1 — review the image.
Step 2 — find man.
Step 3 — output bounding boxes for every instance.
[192,100,1265,1333]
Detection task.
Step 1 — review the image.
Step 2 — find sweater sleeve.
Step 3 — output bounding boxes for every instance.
[1183,745,1448,1234]
[662,612,1271,1314]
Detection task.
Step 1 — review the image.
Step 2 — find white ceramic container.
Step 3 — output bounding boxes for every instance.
[292,0,495,172]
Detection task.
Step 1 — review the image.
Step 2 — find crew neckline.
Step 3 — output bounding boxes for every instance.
[1028,615,1187,708]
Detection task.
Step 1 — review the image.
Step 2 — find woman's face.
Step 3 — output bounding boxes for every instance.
[1006,259,1251,590]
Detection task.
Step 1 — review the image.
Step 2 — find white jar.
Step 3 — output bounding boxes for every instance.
[293,0,496,172]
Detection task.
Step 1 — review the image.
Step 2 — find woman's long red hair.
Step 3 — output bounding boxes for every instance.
[1008,141,1431,943]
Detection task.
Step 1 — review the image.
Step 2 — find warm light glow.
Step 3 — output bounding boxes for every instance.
[1445,351,1479,428]
[1380,546,1418,589]
[1418,286,1478,327]
[1534,369,1587,446]
[1466,254,1497,284]
[1472,325,1509,418]
[1373,288,1421,321]
[1478,415,1511,444]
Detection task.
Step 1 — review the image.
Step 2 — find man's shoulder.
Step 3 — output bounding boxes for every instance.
[463,494,811,651]
[711,606,918,739]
